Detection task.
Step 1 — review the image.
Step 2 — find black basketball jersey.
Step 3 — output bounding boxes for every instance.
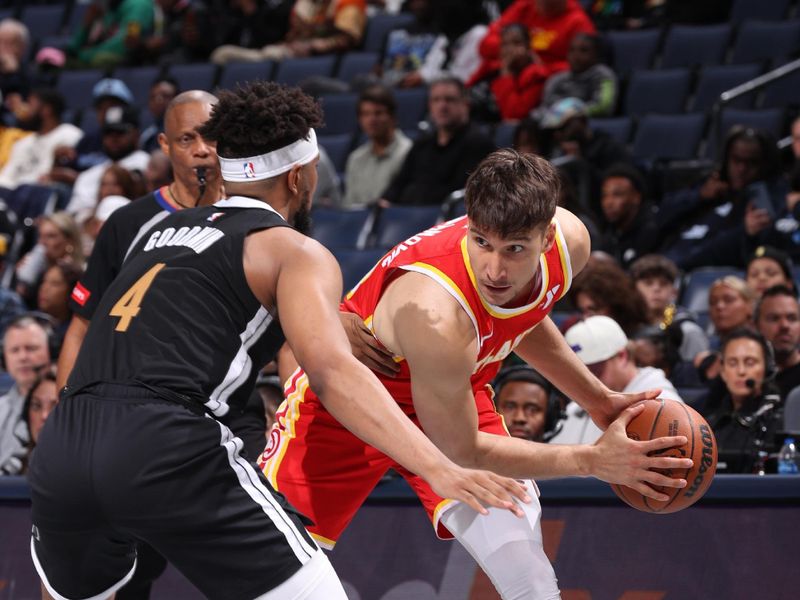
[68,197,291,416]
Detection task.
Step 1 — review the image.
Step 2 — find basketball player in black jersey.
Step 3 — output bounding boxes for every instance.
[29,82,529,600]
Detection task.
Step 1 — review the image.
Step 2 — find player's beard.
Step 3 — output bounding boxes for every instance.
[292,197,312,235]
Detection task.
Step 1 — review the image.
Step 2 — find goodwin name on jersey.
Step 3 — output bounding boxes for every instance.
[142,225,225,254]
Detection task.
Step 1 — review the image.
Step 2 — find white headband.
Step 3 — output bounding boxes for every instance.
[219,128,318,183]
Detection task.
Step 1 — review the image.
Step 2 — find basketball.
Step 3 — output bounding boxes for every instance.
[612,399,717,514]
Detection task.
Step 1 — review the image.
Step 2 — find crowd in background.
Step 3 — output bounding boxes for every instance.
[1,0,799,478]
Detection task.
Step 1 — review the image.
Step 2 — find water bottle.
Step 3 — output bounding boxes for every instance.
[777,437,799,475]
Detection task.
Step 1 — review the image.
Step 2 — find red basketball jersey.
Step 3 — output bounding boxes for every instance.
[342,215,573,406]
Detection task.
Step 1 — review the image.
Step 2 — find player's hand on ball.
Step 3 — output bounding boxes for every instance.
[590,403,693,501]
[591,388,661,430]
[430,465,530,518]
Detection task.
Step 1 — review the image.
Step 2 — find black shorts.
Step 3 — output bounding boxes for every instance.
[28,383,318,600]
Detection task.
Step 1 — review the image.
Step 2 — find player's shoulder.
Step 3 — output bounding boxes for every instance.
[105,192,163,227]
[248,225,336,267]
[554,207,590,272]
[386,269,473,334]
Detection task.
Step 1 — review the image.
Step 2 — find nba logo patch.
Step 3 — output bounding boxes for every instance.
[243,162,256,178]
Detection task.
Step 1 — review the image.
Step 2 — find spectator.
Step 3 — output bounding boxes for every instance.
[211,0,366,64]
[81,164,144,251]
[376,0,439,88]
[0,89,82,190]
[0,121,29,170]
[127,0,216,64]
[745,245,795,297]
[540,33,616,117]
[707,276,756,348]
[512,117,543,154]
[0,242,26,339]
[84,195,131,248]
[65,0,154,69]
[478,0,595,76]
[421,0,488,85]
[143,148,172,191]
[467,22,548,122]
[0,315,53,475]
[552,315,682,444]
[211,0,293,64]
[555,167,600,244]
[594,163,659,267]
[15,212,85,306]
[343,85,412,207]
[0,19,29,101]
[703,329,783,474]
[659,126,786,270]
[65,106,150,225]
[629,254,710,362]
[48,78,135,185]
[539,97,632,208]
[139,77,179,153]
[570,257,648,336]
[493,365,558,442]
[37,261,82,345]
[18,367,58,473]
[755,285,800,398]
[380,76,495,206]
[313,146,342,207]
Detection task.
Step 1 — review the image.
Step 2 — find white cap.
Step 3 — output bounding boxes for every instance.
[95,195,130,222]
[565,316,628,365]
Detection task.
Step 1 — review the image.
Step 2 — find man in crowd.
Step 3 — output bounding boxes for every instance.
[755,284,800,397]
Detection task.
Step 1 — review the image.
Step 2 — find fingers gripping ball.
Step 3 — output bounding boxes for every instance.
[612,399,717,514]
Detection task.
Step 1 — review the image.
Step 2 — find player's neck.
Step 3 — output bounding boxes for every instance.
[503,270,542,309]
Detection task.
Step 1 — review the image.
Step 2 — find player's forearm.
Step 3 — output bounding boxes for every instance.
[56,315,89,390]
[516,317,611,414]
[470,431,596,480]
[309,357,454,481]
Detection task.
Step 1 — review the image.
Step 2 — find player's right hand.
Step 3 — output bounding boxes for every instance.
[427,464,531,518]
[589,403,694,502]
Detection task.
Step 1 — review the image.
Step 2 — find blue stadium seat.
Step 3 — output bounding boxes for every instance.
[318,93,359,136]
[761,64,800,109]
[38,34,71,51]
[493,122,516,149]
[690,63,761,112]
[66,2,89,32]
[333,248,387,293]
[624,69,691,116]
[310,207,374,249]
[680,267,744,313]
[114,66,161,106]
[20,5,66,39]
[706,108,785,158]
[730,20,800,65]
[78,109,100,138]
[318,133,353,174]
[394,87,428,130]
[606,29,662,74]
[372,205,442,249]
[217,61,274,91]
[274,56,337,86]
[677,387,709,411]
[730,0,792,22]
[589,117,633,144]
[336,51,379,84]
[659,24,731,68]
[167,63,217,92]
[631,114,705,161]
[56,69,104,111]
[363,12,416,53]
[7,185,61,222]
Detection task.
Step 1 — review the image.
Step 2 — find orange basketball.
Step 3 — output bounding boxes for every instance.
[611,398,717,514]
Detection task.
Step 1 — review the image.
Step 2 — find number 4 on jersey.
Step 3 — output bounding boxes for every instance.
[110,263,166,332]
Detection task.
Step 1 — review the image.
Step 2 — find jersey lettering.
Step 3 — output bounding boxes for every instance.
[143,226,225,254]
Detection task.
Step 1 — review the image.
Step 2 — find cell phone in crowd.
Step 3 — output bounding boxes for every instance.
[746,182,775,220]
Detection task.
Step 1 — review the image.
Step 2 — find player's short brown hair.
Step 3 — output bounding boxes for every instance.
[465,149,559,238]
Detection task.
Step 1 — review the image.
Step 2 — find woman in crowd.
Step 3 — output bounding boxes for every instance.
[745,245,796,297]
[37,260,82,344]
[14,212,84,306]
[19,368,58,474]
[703,329,783,473]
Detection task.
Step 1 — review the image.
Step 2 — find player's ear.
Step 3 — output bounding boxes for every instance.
[157,132,169,156]
[286,164,303,195]
[541,221,556,253]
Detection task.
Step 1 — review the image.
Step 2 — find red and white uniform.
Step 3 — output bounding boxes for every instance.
[260,216,573,548]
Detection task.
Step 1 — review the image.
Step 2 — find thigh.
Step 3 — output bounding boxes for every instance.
[260,371,391,548]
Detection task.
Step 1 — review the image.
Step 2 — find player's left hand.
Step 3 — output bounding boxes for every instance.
[590,388,661,430]
[427,464,531,518]
[340,312,400,377]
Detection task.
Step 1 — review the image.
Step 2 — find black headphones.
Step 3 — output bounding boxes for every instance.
[492,364,566,441]
[0,312,60,372]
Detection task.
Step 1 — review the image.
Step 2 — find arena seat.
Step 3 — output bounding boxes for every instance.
[624,68,691,116]
[217,61,275,90]
[336,51,379,84]
[729,0,792,23]
[333,248,387,292]
[659,24,731,69]
[371,205,443,249]
[783,387,800,434]
[318,93,359,136]
[20,5,66,40]
[56,69,104,111]
[705,108,785,158]
[761,63,800,109]
[394,87,428,130]
[690,63,762,112]
[310,207,374,250]
[680,267,743,314]
[274,56,337,86]
[632,113,706,161]
[167,63,218,93]
[318,133,353,174]
[606,29,662,75]
[730,20,800,65]
[362,12,416,54]
[589,117,634,145]
[114,66,161,106]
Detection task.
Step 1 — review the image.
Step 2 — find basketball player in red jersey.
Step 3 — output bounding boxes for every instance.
[261,150,692,599]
